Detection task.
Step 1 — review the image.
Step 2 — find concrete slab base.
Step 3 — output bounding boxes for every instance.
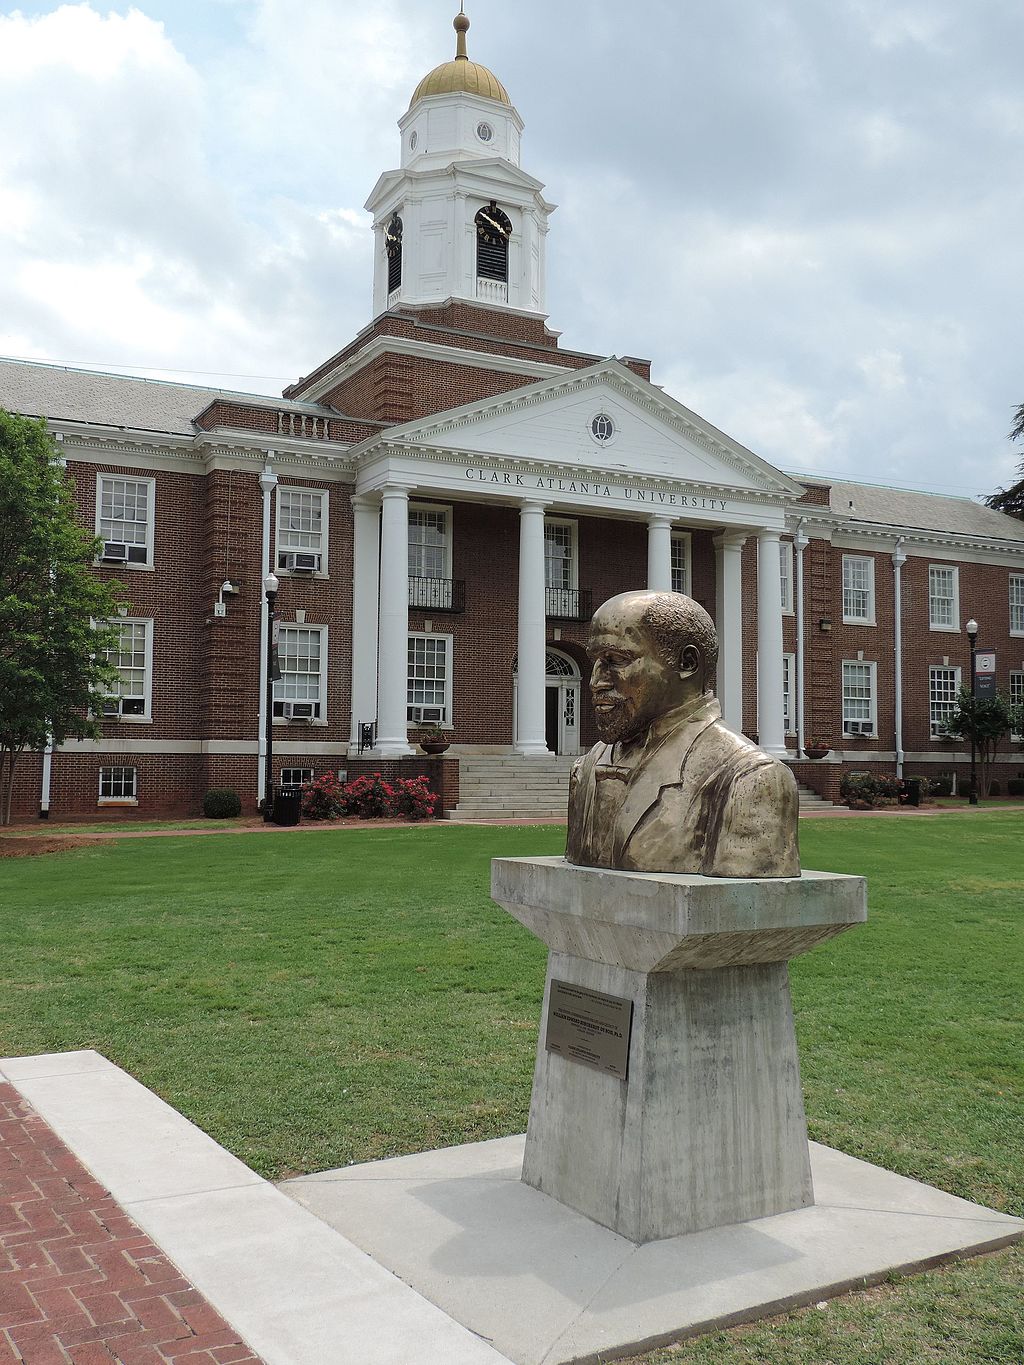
[281,1134,1024,1365]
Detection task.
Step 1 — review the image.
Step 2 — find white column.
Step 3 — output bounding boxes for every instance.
[516,499,550,756]
[376,483,414,757]
[893,539,906,777]
[647,515,674,592]
[349,494,381,748]
[713,531,746,733]
[257,462,278,799]
[794,525,809,759]
[757,528,788,759]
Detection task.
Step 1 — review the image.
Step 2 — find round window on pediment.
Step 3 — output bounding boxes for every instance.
[590,413,616,445]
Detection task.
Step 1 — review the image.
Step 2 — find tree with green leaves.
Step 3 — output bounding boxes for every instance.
[0,410,123,823]
[941,687,1024,799]
[984,403,1024,519]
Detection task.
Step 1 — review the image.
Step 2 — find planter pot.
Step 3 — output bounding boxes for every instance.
[420,741,451,755]
[804,747,830,760]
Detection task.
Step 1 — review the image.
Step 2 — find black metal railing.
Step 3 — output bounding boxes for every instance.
[545,587,592,621]
[408,577,466,612]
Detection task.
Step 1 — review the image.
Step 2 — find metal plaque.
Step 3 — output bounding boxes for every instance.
[545,979,634,1081]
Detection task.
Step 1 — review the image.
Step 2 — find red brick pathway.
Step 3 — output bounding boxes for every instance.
[0,1083,263,1365]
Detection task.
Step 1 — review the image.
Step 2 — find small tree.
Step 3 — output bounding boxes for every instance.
[0,411,122,823]
[940,688,1024,799]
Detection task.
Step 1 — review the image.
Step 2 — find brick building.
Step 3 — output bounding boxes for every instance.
[4,12,1024,820]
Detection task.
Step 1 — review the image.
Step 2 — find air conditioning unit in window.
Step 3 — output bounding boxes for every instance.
[845,720,873,736]
[101,541,129,563]
[409,706,444,724]
[101,698,121,718]
[279,552,321,573]
[282,701,317,721]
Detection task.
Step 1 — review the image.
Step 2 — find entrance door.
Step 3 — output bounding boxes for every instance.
[545,686,560,752]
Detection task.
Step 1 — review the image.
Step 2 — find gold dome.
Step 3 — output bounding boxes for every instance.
[409,11,511,108]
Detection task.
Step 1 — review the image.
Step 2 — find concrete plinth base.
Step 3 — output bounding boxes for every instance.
[281,1134,1024,1365]
[491,857,866,1242]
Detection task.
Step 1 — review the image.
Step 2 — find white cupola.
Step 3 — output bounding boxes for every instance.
[365,9,555,317]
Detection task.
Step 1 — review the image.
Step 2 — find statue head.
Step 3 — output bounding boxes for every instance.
[587,591,719,744]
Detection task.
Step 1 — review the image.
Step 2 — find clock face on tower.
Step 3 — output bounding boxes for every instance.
[475,203,512,246]
[385,213,403,258]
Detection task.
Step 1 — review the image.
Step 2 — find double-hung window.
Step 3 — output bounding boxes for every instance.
[780,541,794,614]
[277,487,327,574]
[1010,575,1024,636]
[929,665,961,737]
[407,633,452,725]
[671,531,691,595]
[842,660,876,736]
[104,618,153,720]
[1010,670,1024,740]
[409,505,452,609]
[928,565,959,631]
[98,767,137,803]
[96,474,155,566]
[273,626,326,721]
[842,555,874,624]
[544,519,577,617]
[782,653,796,735]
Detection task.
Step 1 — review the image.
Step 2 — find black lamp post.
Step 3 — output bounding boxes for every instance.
[966,617,978,806]
[263,571,280,821]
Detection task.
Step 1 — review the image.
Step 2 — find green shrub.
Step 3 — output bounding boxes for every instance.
[301,773,344,820]
[203,788,242,819]
[1008,778,1024,797]
[840,771,879,807]
[988,779,1001,796]
[930,773,954,797]
[876,775,903,803]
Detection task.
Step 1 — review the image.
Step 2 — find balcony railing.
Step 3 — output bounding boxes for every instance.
[545,587,592,621]
[476,277,509,304]
[409,577,466,612]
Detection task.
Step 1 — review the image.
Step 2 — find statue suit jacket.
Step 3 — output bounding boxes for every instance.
[565,696,799,878]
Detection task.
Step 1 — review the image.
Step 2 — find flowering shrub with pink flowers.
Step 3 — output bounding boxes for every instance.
[301,771,438,821]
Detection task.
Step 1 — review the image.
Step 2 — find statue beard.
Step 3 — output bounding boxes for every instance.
[593,695,643,744]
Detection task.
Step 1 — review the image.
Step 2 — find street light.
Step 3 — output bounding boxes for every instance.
[263,572,280,821]
[966,617,978,807]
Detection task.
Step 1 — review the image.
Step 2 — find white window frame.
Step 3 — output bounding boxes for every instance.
[98,766,138,805]
[276,485,329,576]
[841,659,877,737]
[408,502,453,608]
[407,631,453,728]
[928,564,960,632]
[928,665,962,738]
[104,617,153,723]
[544,517,578,591]
[273,624,328,725]
[782,652,796,735]
[95,473,156,569]
[1009,670,1024,741]
[842,554,875,625]
[1010,575,1024,636]
[780,540,794,615]
[279,767,314,790]
[671,531,691,596]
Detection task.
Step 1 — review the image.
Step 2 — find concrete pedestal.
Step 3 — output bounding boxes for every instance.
[491,857,867,1244]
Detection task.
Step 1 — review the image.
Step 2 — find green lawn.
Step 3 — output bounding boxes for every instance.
[1,816,1022,1361]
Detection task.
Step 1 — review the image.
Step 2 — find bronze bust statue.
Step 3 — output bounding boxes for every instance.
[566,590,800,878]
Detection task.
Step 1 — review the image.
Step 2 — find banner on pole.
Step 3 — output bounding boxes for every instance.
[271,617,282,682]
[976,650,996,699]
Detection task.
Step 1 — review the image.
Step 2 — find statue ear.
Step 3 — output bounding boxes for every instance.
[679,644,701,680]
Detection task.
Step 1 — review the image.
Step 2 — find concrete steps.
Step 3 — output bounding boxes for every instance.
[447,758,836,822]
[448,754,574,821]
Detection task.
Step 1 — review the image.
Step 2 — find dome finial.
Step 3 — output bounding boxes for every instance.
[454,7,469,61]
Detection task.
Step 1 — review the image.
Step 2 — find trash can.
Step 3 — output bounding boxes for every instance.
[904,778,922,808]
[272,787,302,826]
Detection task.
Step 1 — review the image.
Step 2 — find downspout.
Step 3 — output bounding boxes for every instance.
[794,521,809,759]
[893,538,906,778]
[257,461,278,802]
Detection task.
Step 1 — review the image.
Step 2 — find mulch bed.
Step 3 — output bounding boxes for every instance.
[0,839,115,860]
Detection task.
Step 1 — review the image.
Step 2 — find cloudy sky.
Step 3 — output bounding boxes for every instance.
[1,0,1021,500]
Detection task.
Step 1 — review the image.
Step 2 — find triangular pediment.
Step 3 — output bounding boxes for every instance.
[368,360,800,498]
